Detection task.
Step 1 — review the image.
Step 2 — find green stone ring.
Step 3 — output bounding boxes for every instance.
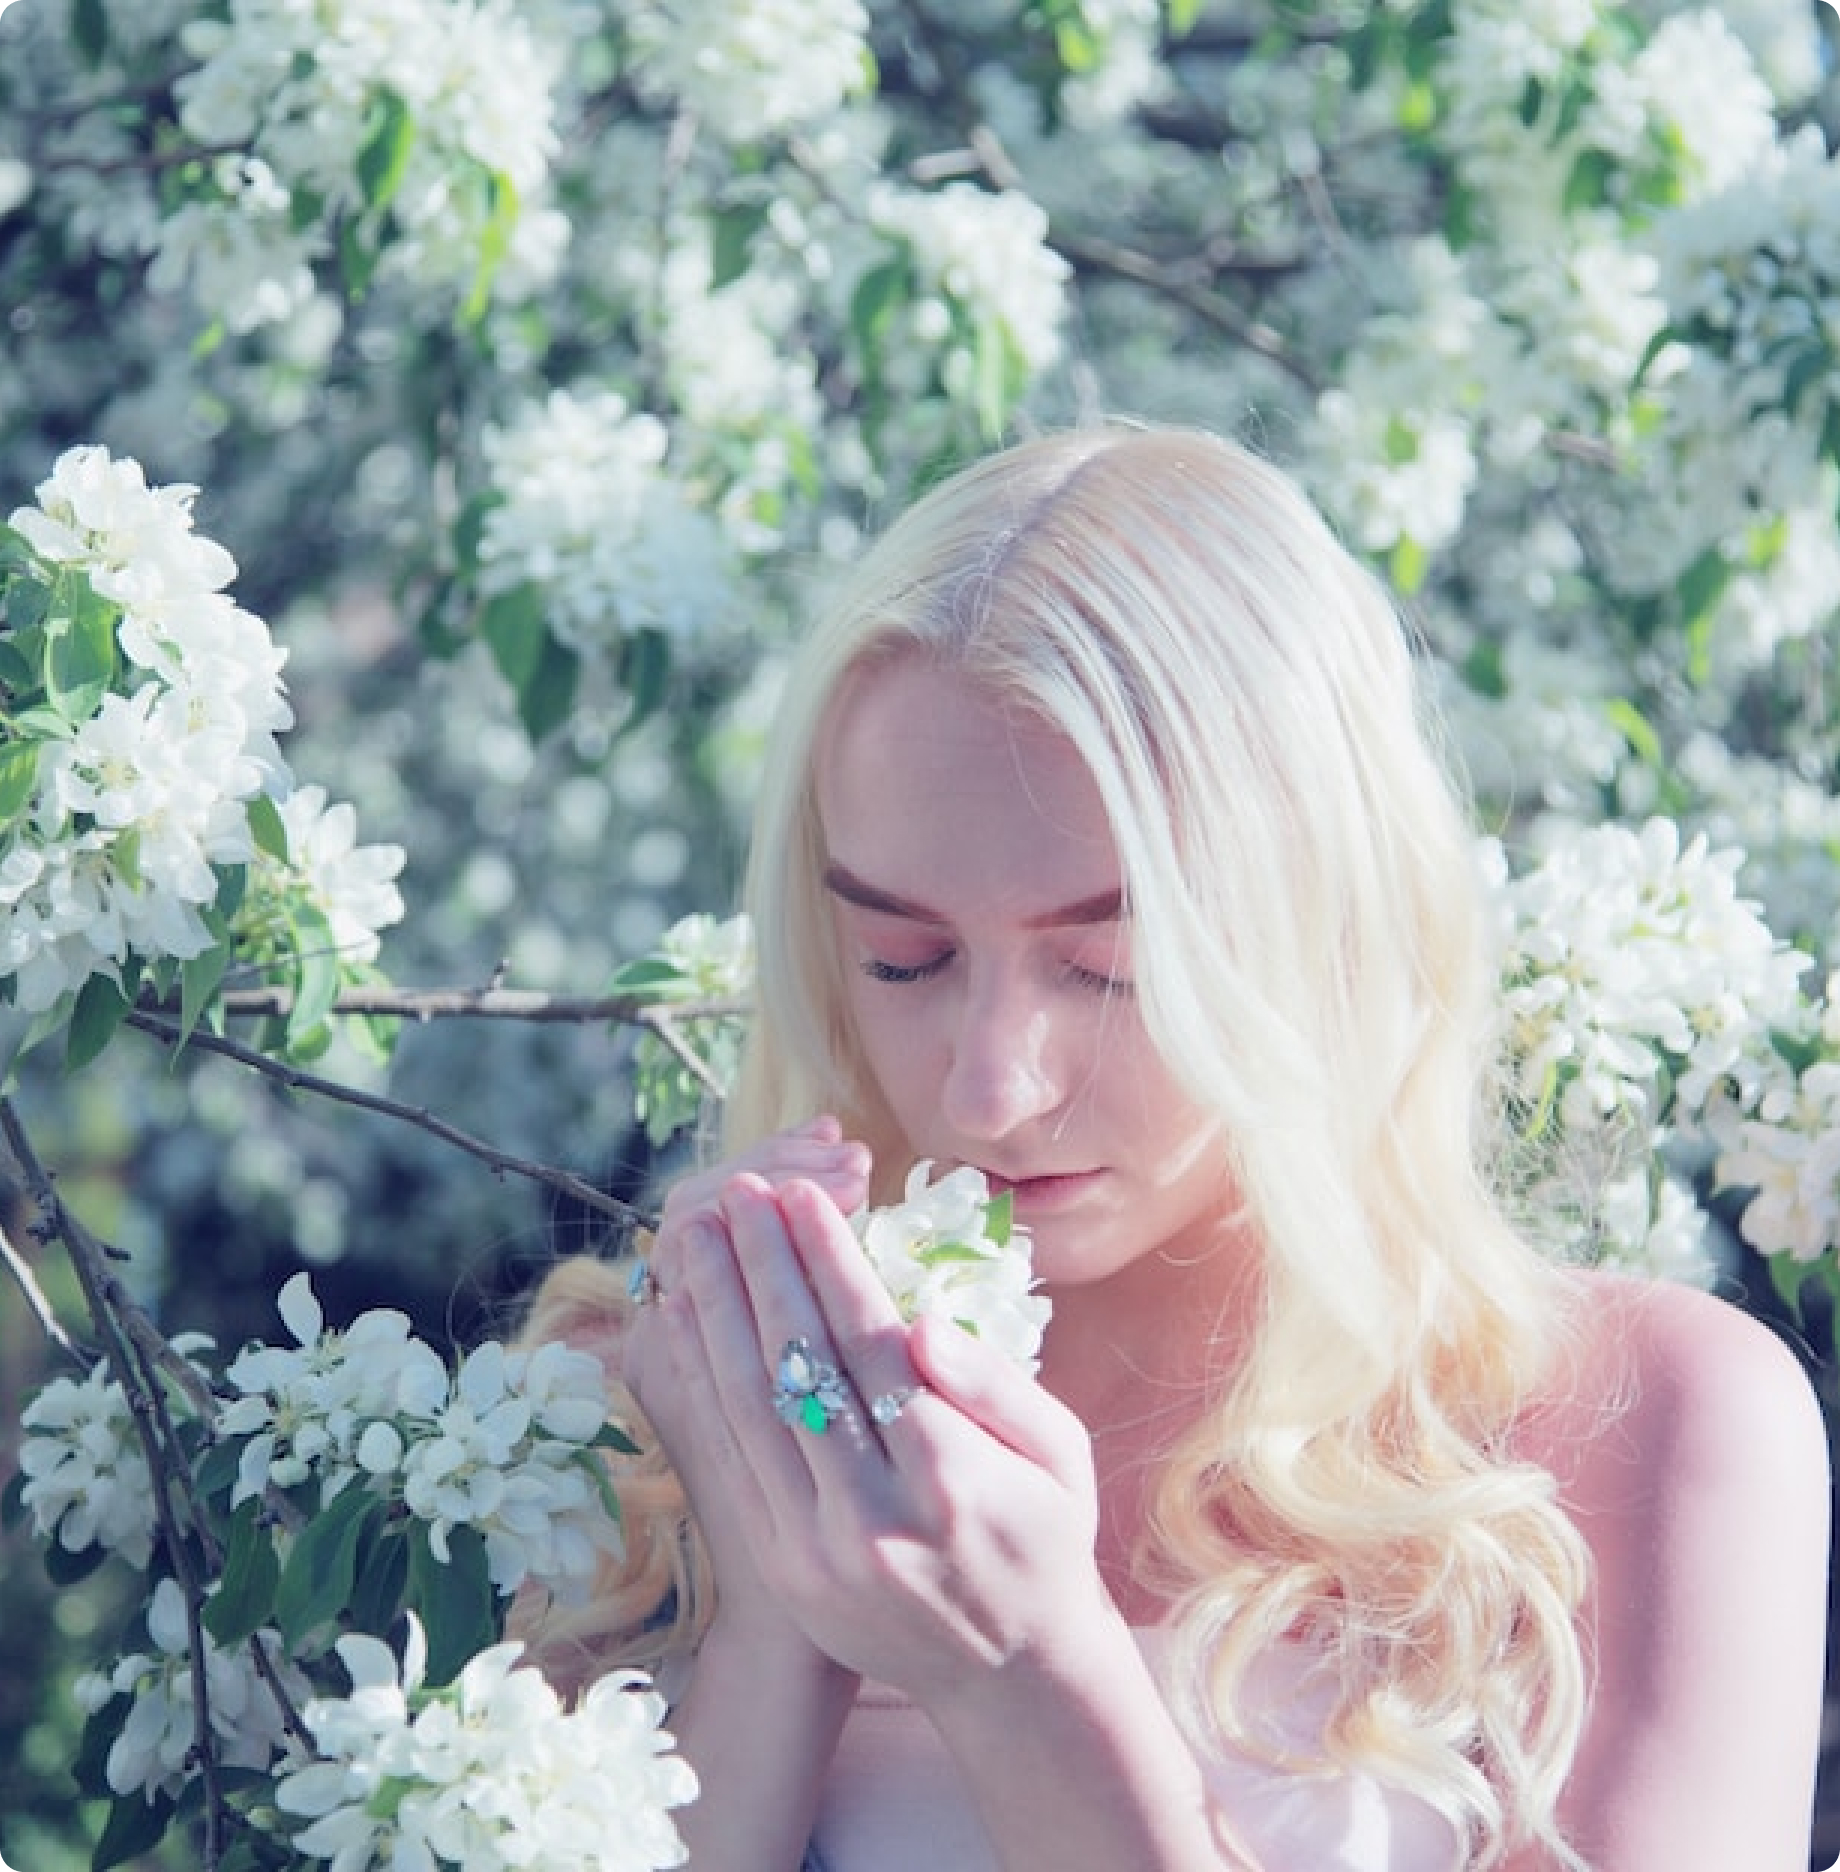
[772,1337,853,1436]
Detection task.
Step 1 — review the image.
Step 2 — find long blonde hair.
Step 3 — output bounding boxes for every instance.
[533,424,1591,1864]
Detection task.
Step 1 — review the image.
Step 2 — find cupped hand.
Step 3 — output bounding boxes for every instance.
[681,1173,1108,1712]
[621,1119,871,1650]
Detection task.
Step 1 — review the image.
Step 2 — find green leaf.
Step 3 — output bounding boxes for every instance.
[178,940,231,1048]
[606,956,691,998]
[1602,695,1662,768]
[1388,534,1428,596]
[275,1484,378,1646]
[514,629,580,743]
[356,88,415,214]
[44,1534,109,1586]
[71,0,109,65]
[286,902,344,1051]
[66,972,131,1073]
[849,257,909,361]
[1562,148,1613,214]
[203,1498,281,1649]
[971,313,1015,444]
[575,1443,628,1533]
[982,1189,1013,1247]
[479,582,547,690]
[462,167,519,326]
[339,216,382,303]
[0,739,41,822]
[74,1694,130,1800]
[247,790,290,864]
[44,589,118,722]
[592,1421,641,1457]
[347,1520,410,1636]
[195,1437,246,1506]
[1163,0,1200,35]
[94,1789,175,1870]
[2,572,52,639]
[1675,545,1730,628]
[710,203,769,290]
[616,626,670,737]
[408,1522,501,1687]
[1639,325,1684,387]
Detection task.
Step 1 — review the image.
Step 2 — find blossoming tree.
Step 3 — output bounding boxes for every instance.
[2,0,1839,1864]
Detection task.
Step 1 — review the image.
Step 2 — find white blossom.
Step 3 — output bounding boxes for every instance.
[269,783,407,965]
[625,0,871,144]
[274,1616,696,1871]
[93,1579,302,1802]
[1713,1060,1840,1264]
[1494,818,1811,1138]
[855,1161,1051,1373]
[477,389,738,653]
[169,0,563,321]
[218,1274,622,1599]
[18,1359,161,1568]
[0,447,402,1015]
[867,182,1071,376]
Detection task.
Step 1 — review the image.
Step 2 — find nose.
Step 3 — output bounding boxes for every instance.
[938,967,1064,1142]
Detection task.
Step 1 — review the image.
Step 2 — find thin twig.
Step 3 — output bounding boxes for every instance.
[964,126,1317,392]
[143,982,747,1026]
[0,1099,229,1865]
[0,1217,83,1358]
[125,1009,660,1239]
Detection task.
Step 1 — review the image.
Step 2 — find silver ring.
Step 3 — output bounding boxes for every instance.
[772,1338,853,1436]
[626,1258,661,1307]
[869,1385,924,1427]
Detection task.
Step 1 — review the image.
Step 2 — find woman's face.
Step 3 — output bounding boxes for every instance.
[815,658,1238,1292]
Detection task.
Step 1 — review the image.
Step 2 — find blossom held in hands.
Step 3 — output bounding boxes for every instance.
[854,1161,1051,1373]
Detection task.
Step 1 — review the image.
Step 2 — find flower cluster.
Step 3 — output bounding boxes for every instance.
[609,911,754,1147]
[164,0,564,323]
[1712,1046,1840,1267]
[73,1579,309,1805]
[275,1616,695,1871]
[1490,818,1814,1273]
[866,181,1072,388]
[222,1273,624,1599]
[855,1161,1051,1373]
[0,446,404,1032]
[625,0,872,144]
[476,389,739,656]
[17,1351,175,1570]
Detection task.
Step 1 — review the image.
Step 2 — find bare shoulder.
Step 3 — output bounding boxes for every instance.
[1518,1271,1831,1867]
[1520,1268,1828,1496]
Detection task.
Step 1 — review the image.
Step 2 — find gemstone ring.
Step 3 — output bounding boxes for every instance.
[868,1385,924,1427]
[771,1337,854,1436]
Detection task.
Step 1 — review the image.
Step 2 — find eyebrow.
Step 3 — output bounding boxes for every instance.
[822,862,1125,930]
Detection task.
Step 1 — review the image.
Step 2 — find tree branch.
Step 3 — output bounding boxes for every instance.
[124,1009,662,1242]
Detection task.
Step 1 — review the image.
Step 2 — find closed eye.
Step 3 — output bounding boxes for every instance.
[1066,962,1133,995]
[861,953,953,984]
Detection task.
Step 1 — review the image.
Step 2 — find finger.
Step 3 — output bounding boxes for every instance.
[651,1130,871,1288]
[909,1311,1093,1492]
[774,1178,924,1437]
[678,1205,843,1508]
[711,1181,889,1468]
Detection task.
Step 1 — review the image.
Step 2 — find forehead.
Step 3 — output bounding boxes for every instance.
[816,659,1119,911]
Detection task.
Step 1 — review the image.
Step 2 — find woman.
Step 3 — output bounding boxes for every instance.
[521,425,1829,1870]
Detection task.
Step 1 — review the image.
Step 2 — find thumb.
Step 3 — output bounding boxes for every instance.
[909,1313,1092,1491]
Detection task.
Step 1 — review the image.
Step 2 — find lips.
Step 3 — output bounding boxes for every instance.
[977,1166,1106,1206]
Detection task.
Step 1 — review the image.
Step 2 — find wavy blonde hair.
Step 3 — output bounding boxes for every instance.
[527,424,1592,1865]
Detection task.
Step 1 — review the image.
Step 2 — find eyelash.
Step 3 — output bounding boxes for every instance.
[859,954,1132,995]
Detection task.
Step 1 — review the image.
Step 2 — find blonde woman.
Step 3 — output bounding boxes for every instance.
[520,426,1828,1870]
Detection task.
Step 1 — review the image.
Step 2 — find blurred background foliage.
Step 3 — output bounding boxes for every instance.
[3,0,1840,1862]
